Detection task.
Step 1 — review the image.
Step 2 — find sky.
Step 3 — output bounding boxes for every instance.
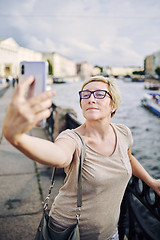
[0,0,160,67]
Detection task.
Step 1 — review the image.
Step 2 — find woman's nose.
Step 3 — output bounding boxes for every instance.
[88,93,96,102]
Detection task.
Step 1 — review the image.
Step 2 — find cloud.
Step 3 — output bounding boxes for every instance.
[69,39,97,52]
[22,0,37,11]
[27,36,57,52]
[0,0,160,66]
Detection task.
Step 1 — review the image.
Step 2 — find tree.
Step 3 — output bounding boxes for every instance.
[94,65,103,72]
[155,66,160,77]
[47,59,53,75]
[132,70,145,75]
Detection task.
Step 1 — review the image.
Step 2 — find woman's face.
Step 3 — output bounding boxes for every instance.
[80,81,114,121]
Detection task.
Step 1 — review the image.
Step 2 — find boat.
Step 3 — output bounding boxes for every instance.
[141,93,160,116]
[144,81,160,90]
[52,76,66,84]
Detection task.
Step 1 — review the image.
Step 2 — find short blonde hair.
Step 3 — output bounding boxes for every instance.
[80,75,121,117]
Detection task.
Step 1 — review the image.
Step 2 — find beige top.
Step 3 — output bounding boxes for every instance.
[49,123,133,240]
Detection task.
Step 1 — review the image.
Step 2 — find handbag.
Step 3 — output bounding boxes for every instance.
[35,131,85,240]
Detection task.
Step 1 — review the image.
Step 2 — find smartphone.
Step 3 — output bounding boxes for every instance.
[20,61,48,97]
[20,61,49,127]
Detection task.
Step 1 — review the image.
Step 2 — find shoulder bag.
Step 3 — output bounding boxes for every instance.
[35,131,85,240]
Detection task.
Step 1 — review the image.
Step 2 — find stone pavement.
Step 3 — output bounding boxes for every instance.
[0,86,64,240]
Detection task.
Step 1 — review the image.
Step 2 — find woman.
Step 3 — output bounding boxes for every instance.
[2,75,160,240]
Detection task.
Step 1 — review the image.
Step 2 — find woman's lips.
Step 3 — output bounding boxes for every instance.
[86,107,98,111]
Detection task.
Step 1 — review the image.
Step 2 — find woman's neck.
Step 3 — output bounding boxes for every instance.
[81,119,111,138]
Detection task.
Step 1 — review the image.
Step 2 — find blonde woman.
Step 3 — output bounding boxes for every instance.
[3,76,160,240]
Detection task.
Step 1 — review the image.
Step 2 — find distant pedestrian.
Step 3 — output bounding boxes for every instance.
[6,78,10,87]
[2,75,160,240]
[12,78,15,88]
[15,76,19,85]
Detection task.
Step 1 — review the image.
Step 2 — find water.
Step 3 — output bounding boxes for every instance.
[51,79,160,236]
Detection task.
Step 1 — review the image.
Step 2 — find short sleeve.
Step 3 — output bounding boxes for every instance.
[126,126,133,149]
[55,129,82,157]
[112,123,133,149]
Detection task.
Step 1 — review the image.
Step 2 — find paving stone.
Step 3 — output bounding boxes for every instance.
[0,142,35,175]
[0,212,42,240]
[0,174,42,217]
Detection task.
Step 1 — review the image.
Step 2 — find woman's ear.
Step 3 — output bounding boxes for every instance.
[111,102,116,112]
[110,104,116,117]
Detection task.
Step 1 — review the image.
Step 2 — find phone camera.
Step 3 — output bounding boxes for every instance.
[21,65,25,75]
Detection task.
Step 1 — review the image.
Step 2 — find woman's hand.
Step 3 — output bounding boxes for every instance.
[128,148,160,197]
[2,76,74,168]
[2,76,56,145]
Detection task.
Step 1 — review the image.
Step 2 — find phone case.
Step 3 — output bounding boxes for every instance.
[20,61,48,96]
[20,61,49,127]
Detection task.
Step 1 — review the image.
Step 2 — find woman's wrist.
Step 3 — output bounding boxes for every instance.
[146,177,155,188]
[11,133,26,147]
[3,125,26,147]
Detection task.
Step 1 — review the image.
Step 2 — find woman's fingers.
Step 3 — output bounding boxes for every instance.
[11,76,56,117]
[12,75,56,104]
[14,76,35,99]
[30,98,53,114]
[28,89,56,105]
[35,109,52,123]
[16,91,55,125]
[2,75,56,146]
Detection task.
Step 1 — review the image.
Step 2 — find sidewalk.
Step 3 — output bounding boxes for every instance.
[0,87,64,240]
[0,85,9,98]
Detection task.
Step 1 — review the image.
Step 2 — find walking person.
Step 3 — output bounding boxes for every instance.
[2,75,160,240]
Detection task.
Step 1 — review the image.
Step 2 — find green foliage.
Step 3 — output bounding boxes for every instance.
[47,59,53,75]
[132,70,145,75]
[94,65,103,72]
[155,66,160,76]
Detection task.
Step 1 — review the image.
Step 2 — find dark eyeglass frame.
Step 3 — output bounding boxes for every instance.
[79,90,113,100]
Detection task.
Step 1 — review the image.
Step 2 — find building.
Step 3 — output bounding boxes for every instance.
[77,61,95,78]
[0,38,42,78]
[103,66,143,77]
[144,50,160,77]
[0,38,77,80]
[43,52,77,78]
[144,55,154,76]
[77,62,101,80]
[92,66,101,76]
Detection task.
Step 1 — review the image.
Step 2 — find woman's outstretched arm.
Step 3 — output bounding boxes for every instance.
[2,76,75,168]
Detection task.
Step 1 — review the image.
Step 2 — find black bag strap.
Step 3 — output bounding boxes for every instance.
[73,131,85,208]
[43,168,56,211]
[43,131,85,216]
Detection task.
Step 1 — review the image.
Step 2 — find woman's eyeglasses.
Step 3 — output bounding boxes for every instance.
[79,90,112,100]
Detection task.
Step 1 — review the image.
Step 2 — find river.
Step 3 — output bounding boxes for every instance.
[50,78,160,237]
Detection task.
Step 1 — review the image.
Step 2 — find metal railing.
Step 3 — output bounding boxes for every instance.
[45,105,160,240]
[45,103,57,142]
[119,177,160,240]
